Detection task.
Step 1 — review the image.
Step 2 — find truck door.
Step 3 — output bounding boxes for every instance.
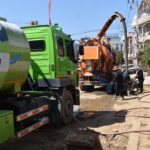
[29,35,53,80]
[55,36,68,78]
[65,39,78,85]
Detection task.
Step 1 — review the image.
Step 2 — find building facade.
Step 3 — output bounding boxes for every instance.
[105,34,121,50]
[132,0,150,48]
[127,32,136,61]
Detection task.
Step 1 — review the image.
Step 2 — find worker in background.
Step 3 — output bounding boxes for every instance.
[122,69,131,96]
[112,66,124,100]
[135,67,144,93]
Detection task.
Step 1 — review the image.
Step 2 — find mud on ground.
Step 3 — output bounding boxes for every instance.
[1,86,150,150]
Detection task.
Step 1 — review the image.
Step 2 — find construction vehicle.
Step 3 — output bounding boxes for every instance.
[0,20,79,145]
[78,12,128,92]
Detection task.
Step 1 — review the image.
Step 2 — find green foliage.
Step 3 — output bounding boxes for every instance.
[139,50,144,56]
[141,47,150,67]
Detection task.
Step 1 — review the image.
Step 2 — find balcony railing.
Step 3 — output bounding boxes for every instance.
[139,31,150,42]
[132,14,150,26]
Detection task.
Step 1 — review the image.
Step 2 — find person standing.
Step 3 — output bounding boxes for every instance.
[122,69,131,96]
[136,67,144,93]
[112,67,124,100]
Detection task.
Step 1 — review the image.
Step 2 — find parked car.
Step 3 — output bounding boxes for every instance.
[121,64,138,74]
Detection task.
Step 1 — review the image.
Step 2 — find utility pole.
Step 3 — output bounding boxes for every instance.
[128,0,139,66]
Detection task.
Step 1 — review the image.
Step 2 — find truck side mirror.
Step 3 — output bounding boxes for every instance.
[79,45,84,55]
[73,41,79,63]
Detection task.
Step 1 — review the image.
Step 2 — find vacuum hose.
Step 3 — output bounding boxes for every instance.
[97,12,128,72]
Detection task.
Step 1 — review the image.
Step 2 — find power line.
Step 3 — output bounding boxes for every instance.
[126,0,130,19]
[127,3,133,23]
[71,24,133,36]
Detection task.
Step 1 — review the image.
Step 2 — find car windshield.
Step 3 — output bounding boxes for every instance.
[121,64,137,68]
[121,64,138,74]
[128,64,136,68]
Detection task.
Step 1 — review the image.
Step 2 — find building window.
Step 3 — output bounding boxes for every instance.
[143,26,147,33]
[139,27,142,34]
[146,24,150,32]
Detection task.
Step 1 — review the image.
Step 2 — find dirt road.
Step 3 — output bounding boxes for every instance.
[1,87,150,150]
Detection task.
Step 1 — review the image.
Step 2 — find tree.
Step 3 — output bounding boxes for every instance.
[141,47,150,67]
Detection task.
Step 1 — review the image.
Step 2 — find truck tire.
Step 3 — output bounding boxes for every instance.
[59,89,73,125]
[49,100,61,128]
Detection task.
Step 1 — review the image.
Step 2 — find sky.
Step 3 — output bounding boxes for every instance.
[0,0,142,39]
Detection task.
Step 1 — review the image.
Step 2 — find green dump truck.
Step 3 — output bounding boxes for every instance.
[0,20,79,144]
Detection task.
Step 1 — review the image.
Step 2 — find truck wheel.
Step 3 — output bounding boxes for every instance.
[59,90,73,125]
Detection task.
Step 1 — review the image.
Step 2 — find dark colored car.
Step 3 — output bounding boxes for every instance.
[121,64,138,74]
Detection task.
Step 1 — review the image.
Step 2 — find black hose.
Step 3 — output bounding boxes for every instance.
[97,12,128,72]
[52,92,150,137]
[138,93,150,103]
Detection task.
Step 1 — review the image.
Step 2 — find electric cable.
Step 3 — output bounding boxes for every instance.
[71,24,132,36]
[127,5,132,24]
[72,111,150,137]
[138,92,150,103]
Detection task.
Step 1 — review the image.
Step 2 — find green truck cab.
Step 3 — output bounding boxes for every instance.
[21,24,80,123]
[22,24,78,89]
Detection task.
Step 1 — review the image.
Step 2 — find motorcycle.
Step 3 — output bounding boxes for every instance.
[128,78,139,95]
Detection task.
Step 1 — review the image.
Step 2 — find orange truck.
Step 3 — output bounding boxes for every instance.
[78,12,128,92]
